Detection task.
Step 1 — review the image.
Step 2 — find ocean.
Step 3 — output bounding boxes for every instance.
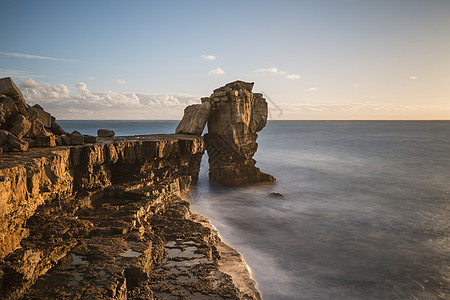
[58,120,450,299]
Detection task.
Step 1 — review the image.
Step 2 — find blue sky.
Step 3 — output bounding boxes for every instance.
[1,0,449,119]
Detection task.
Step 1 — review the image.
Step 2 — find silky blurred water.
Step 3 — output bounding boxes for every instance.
[191,121,450,299]
[59,120,450,299]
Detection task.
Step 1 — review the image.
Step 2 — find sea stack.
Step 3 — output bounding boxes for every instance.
[202,81,276,186]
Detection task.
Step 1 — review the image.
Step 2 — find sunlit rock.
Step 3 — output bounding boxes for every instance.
[204,80,276,186]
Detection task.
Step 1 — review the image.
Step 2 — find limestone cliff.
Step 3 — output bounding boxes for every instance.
[0,135,260,299]
[203,81,276,186]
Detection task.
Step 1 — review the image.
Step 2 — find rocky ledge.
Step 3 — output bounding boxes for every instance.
[0,79,273,299]
[0,135,261,299]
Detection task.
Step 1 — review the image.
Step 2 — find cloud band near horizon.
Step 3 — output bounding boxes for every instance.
[0,51,71,61]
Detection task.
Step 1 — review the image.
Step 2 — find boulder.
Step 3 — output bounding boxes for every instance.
[55,135,62,146]
[204,80,275,186]
[70,133,84,145]
[32,105,52,128]
[97,129,115,137]
[7,114,31,138]
[26,107,38,120]
[0,77,24,99]
[84,135,97,143]
[36,136,56,147]
[0,95,19,124]
[0,130,8,146]
[0,77,28,116]
[269,192,284,198]
[22,138,37,148]
[0,145,12,153]
[175,102,211,135]
[5,134,28,152]
[50,122,65,135]
[26,119,52,138]
[61,135,71,146]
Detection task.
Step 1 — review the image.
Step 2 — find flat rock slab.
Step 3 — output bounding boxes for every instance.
[176,102,211,135]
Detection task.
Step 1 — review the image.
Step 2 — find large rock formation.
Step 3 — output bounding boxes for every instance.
[0,78,267,299]
[202,81,275,186]
[0,135,261,299]
[175,80,275,186]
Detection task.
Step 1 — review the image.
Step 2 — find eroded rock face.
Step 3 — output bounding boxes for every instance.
[0,77,28,116]
[0,77,72,153]
[0,134,261,299]
[203,81,276,186]
[175,102,211,135]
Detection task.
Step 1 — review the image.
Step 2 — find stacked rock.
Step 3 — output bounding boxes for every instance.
[175,80,276,186]
[0,77,90,154]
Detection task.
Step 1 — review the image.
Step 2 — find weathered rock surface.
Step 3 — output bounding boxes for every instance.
[0,77,73,153]
[204,81,276,186]
[175,102,211,135]
[25,119,52,138]
[174,80,275,186]
[0,95,19,125]
[0,134,260,299]
[0,130,8,146]
[97,128,116,137]
[32,105,52,128]
[5,134,29,152]
[6,114,31,139]
[70,132,84,145]
[0,77,28,116]
[35,135,56,147]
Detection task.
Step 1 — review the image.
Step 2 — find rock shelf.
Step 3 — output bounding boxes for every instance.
[0,135,260,299]
[0,79,271,299]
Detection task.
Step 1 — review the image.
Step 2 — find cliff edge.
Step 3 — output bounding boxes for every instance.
[0,135,260,299]
[0,78,268,299]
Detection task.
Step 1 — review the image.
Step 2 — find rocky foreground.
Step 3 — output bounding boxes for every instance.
[0,135,260,299]
[0,79,274,299]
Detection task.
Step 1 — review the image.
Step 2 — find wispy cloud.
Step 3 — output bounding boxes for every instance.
[409,76,418,80]
[286,73,300,79]
[256,67,300,79]
[208,68,225,75]
[305,87,318,91]
[0,51,71,61]
[201,54,216,61]
[255,67,286,75]
[0,68,46,79]
[88,76,95,80]
[113,79,126,84]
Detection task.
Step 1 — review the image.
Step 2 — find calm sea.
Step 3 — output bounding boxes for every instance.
[58,120,450,299]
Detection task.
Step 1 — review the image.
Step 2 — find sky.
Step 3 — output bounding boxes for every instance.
[1,0,449,120]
